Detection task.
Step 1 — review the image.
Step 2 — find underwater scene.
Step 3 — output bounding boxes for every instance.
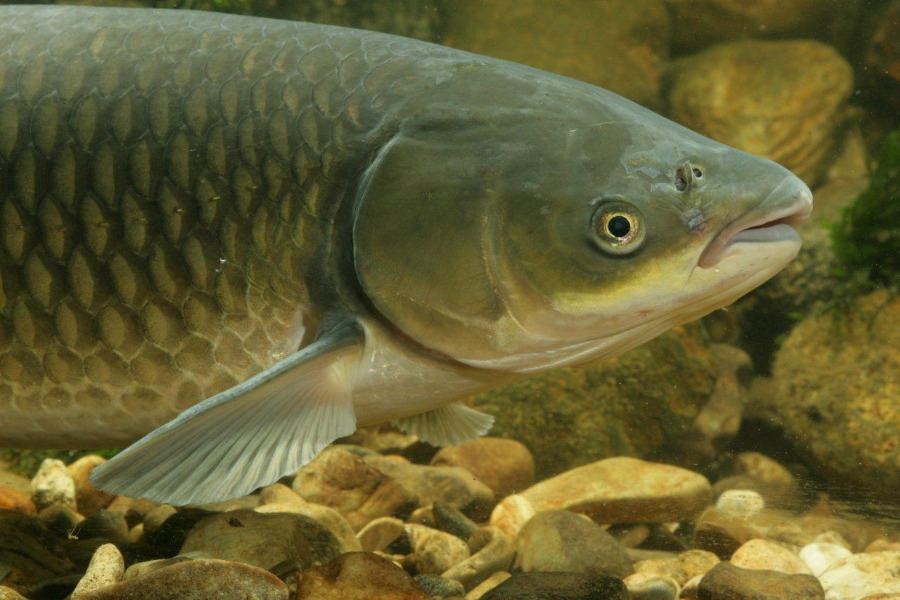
[0,0,898,598]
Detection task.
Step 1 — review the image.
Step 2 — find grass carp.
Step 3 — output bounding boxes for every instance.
[0,6,812,504]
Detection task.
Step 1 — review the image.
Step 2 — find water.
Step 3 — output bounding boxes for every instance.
[1,0,899,598]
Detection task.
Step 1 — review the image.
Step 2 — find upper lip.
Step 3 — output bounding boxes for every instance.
[698,176,813,268]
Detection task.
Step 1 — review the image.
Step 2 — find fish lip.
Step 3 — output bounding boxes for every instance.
[698,176,813,268]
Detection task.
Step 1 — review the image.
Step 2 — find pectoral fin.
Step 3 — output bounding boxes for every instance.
[393,402,494,447]
[89,321,363,506]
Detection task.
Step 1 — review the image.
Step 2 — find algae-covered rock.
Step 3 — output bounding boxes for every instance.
[470,324,718,479]
[832,129,900,287]
[756,291,900,499]
[442,0,671,109]
[668,39,853,188]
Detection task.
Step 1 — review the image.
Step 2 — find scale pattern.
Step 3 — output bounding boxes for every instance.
[0,6,444,446]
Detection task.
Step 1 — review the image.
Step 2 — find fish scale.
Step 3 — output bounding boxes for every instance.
[0,6,432,447]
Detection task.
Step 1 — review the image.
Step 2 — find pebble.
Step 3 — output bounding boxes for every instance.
[514,510,633,578]
[0,588,26,600]
[433,502,480,541]
[698,562,824,599]
[632,550,720,587]
[77,510,129,543]
[296,552,428,600]
[0,487,36,515]
[480,572,629,600]
[255,502,361,553]
[492,458,710,536]
[70,543,124,599]
[731,539,812,575]
[465,572,511,600]
[30,459,77,511]
[66,456,115,516]
[80,558,288,599]
[442,526,515,590]
[142,504,177,535]
[180,510,342,571]
[715,489,766,519]
[364,455,494,514]
[431,438,535,498]
[38,504,84,538]
[818,551,900,599]
[405,523,471,574]
[415,574,465,597]
[357,517,406,552]
[293,447,415,530]
[799,542,854,576]
[105,496,159,528]
[623,572,680,600]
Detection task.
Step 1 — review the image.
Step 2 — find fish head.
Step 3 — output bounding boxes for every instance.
[352,64,812,372]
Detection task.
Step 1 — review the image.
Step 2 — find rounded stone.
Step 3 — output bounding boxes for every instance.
[669,39,853,187]
[514,510,633,579]
[759,292,900,500]
[71,543,124,599]
[431,437,535,498]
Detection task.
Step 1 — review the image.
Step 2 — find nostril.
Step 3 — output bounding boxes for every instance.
[675,167,688,192]
[692,166,703,179]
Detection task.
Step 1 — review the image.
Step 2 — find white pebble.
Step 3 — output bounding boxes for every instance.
[71,543,124,598]
[30,459,77,511]
[799,541,852,576]
[714,489,765,519]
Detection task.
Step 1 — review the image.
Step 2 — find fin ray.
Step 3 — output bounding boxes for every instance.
[90,322,362,505]
[393,402,494,447]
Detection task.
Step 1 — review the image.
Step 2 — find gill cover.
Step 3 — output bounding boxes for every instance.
[352,125,512,365]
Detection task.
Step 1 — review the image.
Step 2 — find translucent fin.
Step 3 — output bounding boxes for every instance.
[393,402,494,447]
[89,322,363,506]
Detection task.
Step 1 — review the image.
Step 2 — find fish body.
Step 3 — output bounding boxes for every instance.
[0,6,812,503]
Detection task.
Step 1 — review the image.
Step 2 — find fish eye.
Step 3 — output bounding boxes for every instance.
[591,200,645,255]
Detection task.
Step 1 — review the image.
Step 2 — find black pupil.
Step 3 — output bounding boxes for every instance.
[608,215,631,238]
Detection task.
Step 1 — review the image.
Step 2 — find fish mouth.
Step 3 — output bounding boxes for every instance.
[698,176,813,268]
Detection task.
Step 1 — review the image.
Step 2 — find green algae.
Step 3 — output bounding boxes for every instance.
[832,130,900,289]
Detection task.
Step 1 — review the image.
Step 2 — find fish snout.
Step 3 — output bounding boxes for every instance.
[698,175,813,269]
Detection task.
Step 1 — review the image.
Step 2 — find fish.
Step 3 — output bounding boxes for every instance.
[0,5,812,505]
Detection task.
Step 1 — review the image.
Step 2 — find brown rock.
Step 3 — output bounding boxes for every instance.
[493,458,710,535]
[357,517,405,553]
[441,0,670,108]
[633,550,720,587]
[731,539,812,575]
[442,526,514,590]
[514,510,633,579]
[698,562,824,600]
[293,447,414,530]
[760,292,900,501]
[404,524,471,575]
[105,496,159,528]
[180,510,342,571]
[363,455,494,514]
[0,488,36,515]
[66,456,115,516]
[297,552,429,600]
[78,558,288,600]
[431,438,535,498]
[669,39,853,187]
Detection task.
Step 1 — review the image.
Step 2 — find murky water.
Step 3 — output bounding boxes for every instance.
[1,1,899,598]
